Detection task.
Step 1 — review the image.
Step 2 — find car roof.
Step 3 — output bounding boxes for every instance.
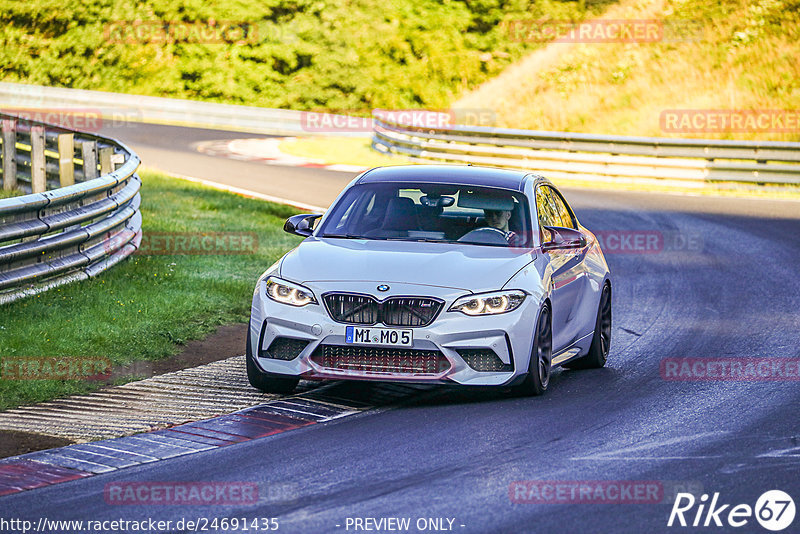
[356,165,536,192]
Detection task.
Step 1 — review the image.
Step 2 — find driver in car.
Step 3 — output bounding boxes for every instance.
[483,207,522,246]
[484,209,512,232]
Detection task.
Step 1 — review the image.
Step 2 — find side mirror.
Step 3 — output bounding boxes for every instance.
[284,214,322,237]
[541,226,587,252]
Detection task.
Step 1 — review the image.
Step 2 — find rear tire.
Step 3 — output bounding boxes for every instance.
[513,304,552,396]
[565,283,611,370]
[246,328,299,394]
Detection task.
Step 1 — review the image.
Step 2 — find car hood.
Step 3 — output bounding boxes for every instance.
[279,237,535,292]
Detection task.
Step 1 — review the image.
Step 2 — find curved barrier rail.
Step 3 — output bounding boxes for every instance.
[0,112,142,304]
[372,114,800,186]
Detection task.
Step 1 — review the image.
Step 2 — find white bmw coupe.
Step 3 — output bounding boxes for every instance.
[247,165,611,396]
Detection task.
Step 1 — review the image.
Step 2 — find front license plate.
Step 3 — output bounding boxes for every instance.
[345,326,413,346]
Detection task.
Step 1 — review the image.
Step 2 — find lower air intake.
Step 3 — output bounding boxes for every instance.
[457,349,513,372]
[310,345,450,375]
[261,337,310,361]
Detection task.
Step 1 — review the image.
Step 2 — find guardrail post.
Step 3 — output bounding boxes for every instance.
[30,125,46,193]
[110,152,125,170]
[82,139,98,180]
[99,146,114,175]
[58,133,75,187]
[2,119,17,190]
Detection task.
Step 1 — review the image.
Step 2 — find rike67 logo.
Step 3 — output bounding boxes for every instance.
[668,490,795,531]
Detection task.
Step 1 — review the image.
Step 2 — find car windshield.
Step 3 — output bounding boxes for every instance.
[317,182,532,247]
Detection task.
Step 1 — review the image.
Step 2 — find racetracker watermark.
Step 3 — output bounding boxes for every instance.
[135,232,259,255]
[1,357,111,381]
[661,358,800,381]
[660,109,800,133]
[505,19,703,43]
[594,230,703,254]
[301,108,496,133]
[2,107,142,132]
[104,482,259,505]
[104,20,259,45]
[510,480,663,504]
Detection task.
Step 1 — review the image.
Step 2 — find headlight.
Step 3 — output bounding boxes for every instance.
[449,290,526,316]
[265,276,317,307]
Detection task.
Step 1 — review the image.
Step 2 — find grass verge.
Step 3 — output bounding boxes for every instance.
[0,170,302,410]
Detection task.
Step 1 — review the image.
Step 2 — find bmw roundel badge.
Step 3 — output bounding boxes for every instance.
[377,284,390,292]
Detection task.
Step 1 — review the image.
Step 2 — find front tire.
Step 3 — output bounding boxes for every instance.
[565,283,611,370]
[513,304,552,396]
[246,328,299,394]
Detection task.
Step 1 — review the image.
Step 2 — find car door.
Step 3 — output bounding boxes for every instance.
[536,185,588,353]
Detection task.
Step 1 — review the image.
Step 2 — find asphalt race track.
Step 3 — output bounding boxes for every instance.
[1,124,799,533]
[96,122,353,207]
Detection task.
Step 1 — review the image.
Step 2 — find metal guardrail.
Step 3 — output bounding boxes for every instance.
[0,82,366,137]
[0,112,142,304]
[372,114,800,186]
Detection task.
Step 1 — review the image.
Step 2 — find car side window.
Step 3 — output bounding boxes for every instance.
[543,188,568,228]
[547,186,577,229]
[535,186,559,229]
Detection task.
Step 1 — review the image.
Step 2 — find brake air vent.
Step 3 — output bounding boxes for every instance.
[457,349,513,372]
[261,337,310,361]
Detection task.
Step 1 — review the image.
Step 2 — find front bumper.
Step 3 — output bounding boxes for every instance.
[249,280,539,386]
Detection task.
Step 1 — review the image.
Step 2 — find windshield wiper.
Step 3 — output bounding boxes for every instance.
[320,233,384,240]
[384,237,458,243]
